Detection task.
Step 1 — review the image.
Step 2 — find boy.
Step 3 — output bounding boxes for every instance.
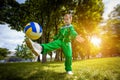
[26,14,84,75]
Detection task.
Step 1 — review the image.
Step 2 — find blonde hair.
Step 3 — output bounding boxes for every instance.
[64,14,72,22]
[64,14,72,21]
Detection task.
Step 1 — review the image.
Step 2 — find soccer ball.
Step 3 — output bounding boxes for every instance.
[24,22,42,40]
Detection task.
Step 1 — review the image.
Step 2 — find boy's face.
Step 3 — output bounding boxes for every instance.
[64,15,72,25]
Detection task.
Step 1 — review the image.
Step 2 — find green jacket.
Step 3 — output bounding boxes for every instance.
[53,24,78,42]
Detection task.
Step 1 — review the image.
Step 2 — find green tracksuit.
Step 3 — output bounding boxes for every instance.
[41,24,78,71]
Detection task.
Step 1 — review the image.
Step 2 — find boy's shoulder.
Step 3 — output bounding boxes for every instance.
[61,24,73,29]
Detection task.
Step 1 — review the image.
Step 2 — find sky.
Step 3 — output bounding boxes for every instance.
[102,0,120,20]
[16,0,26,4]
[0,0,120,51]
[0,24,25,51]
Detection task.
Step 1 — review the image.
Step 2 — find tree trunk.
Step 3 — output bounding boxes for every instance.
[42,54,47,63]
[60,50,62,61]
[49,52,52,61]
[37,55,40,62]
[54,50,60,61]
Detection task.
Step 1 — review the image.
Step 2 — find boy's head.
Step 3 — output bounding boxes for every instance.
[63,14,72,25]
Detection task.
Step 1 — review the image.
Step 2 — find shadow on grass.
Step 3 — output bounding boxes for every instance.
[0,69,67,80]
[0,62,68,80]
[26,70,67,80]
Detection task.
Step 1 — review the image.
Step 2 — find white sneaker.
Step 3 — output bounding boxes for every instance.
[67,71,73,75]
[25,38,42,56]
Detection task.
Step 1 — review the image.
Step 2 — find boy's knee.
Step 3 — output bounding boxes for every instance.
[65,56,72,60]
[64,53,72,57]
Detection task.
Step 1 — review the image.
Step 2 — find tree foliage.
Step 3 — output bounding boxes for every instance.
[0,0,20,24]
[101,4,120,57]
[15,44,34,59]
[0,48,10,60]
[72,0,104,59]
[0,0,104,61]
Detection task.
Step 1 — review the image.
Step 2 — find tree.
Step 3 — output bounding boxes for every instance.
[0,0,20,24]
[109,4,120,19]
[101,4,120,57]
[0,48,10,60]
[21,0,78,62]
[72,0,104,59]
[1,0,104,61]
[15,44,34,60]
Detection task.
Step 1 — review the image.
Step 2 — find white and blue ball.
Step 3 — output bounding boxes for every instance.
[24,22,42,40]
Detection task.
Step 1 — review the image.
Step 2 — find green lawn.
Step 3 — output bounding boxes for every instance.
[0,57,120,80]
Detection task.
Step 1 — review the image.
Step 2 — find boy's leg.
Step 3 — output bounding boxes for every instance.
[41,40,62,54]
[26,38,62,56]
[25,38,42,56]
[61,42,72,72]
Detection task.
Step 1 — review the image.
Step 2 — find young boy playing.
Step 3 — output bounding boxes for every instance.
[25,14,84,75]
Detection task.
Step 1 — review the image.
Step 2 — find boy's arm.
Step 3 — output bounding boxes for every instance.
[53,34,59,40]
[76,35,85,43]
[69,26,78,40]
[69,26,85,43]
[53,29,61,40]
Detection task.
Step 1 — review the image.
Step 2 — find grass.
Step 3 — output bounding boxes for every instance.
[0,57,120,80]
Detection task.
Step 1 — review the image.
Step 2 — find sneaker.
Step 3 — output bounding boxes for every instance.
[25,38,42,56]
[67,71,73,75]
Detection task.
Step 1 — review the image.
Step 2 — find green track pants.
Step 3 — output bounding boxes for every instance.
[41,39,72,71]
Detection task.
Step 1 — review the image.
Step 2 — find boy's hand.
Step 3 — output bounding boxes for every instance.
[76,35,85,43]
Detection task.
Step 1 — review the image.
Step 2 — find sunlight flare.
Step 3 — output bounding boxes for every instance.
[90,36,101,47]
